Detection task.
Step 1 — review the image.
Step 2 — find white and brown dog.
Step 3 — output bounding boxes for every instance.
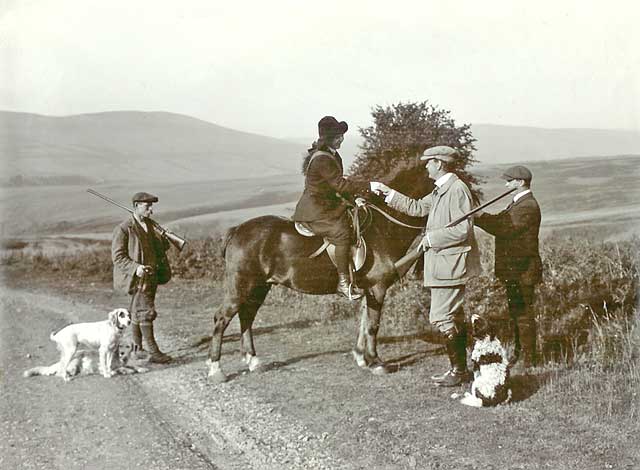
[37,308,132,381]
[24,342,148,379]
[452,314,512,407]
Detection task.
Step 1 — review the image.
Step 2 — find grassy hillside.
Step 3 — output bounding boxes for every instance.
[0,111,306,183]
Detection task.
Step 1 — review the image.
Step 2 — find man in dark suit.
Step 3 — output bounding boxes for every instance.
[112,192,172,363]
[474,166,542,368]
[293,116,369,300]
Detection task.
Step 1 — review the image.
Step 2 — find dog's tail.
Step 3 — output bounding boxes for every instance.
[23,363,59,378]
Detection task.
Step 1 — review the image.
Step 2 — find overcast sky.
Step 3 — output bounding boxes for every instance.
[1,0,638,138]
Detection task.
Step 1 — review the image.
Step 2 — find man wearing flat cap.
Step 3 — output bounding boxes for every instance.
[112,191,172,363]
[371,145,481,386]
[475,165,542,369]
[293,116,370,300]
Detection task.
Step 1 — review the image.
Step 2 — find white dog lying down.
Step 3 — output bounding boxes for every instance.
[33,308,133,381]
[452,314,512,407]
[24,342,149,378]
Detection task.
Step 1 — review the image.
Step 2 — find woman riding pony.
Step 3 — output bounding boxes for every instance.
[293,116,369,300]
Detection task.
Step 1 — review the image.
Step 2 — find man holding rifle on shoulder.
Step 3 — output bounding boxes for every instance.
[371,146,481,386]
[111,191,173,364]
[474,166,542,370]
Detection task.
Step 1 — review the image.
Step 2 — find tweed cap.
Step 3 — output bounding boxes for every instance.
[501,165,532,182]
[419,145,459,163]
[132,192,158,204]
[318,116,348,139]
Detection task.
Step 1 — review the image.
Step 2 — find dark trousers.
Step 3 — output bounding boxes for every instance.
[505,279,538,366]
[505,281,536,320]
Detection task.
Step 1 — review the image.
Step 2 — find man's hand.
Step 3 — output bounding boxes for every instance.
[370,181,391,196]
[417,236,430,252]
[136,265,152,277]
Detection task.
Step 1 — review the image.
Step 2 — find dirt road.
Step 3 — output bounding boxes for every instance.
[1,278,637,470]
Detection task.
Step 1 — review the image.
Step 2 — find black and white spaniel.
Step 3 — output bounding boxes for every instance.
[453,314,512,407]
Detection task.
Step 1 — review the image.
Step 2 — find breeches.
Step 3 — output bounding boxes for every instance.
[505,281,536,320]
[306,213,353,246]
[130,282,158,323]
[429,285,465,334]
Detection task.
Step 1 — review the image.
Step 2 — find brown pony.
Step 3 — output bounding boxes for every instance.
[207,164,433,382]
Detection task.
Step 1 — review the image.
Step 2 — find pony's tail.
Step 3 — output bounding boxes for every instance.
[220,226,238,259]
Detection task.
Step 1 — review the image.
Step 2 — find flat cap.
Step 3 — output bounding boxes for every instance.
[318,116,348,139]
[420,145,459,163]
[501,165,532,182]
[132,191,159,204]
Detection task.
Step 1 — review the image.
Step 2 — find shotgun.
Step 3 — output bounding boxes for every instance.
[393,187,517,276]
[87,189,186,251]
[444,187,516,228]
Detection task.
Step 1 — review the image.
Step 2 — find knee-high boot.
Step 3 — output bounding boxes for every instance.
[140,322,171,364]
[335,244,363,300]
[130,322,148,360]
[432,321,470,387]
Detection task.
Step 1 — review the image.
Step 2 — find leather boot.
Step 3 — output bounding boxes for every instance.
[130,322,148,360]
[140,322,171,364]
[433,324,470,387]
[337,273,364,300]
[518,318,538,368]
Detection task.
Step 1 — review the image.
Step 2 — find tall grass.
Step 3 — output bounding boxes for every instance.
[3,231,638,421]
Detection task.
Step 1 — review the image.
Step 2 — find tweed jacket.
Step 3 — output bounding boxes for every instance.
[388,174,481,287]
[474,192,542,285]
[293,150,368,223]
[111,216,171,294]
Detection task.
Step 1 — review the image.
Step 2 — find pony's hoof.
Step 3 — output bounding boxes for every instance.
[352,350,368,369]
[371,364,390,375]
[246,355,264,372]
[206,359,227,383]
[208,371,228,384]
[369,360,389,375]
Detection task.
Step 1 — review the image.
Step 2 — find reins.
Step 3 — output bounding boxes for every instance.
[362,201,424,230]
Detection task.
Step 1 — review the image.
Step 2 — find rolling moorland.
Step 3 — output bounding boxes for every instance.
[0,154,638,242]
[1,110,639,241]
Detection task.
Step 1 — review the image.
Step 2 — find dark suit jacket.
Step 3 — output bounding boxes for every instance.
[111,216,171,294]
[474,192,542,285]
[293,150,367,222]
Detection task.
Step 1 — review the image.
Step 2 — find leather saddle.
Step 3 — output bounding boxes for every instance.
[294,221,367,272]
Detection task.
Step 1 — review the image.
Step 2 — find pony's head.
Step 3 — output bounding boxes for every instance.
[384,160,434,199]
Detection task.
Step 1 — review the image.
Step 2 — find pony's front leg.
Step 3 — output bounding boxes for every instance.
[353,284,389,375]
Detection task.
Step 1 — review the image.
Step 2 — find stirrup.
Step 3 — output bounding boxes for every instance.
[337,283,363,301]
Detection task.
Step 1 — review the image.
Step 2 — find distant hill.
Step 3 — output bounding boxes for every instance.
[471,124,640,163]
[3,111,639,187]
[0,111,306,184]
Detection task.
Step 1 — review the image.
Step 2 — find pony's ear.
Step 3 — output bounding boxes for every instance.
[108,309,118,327]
